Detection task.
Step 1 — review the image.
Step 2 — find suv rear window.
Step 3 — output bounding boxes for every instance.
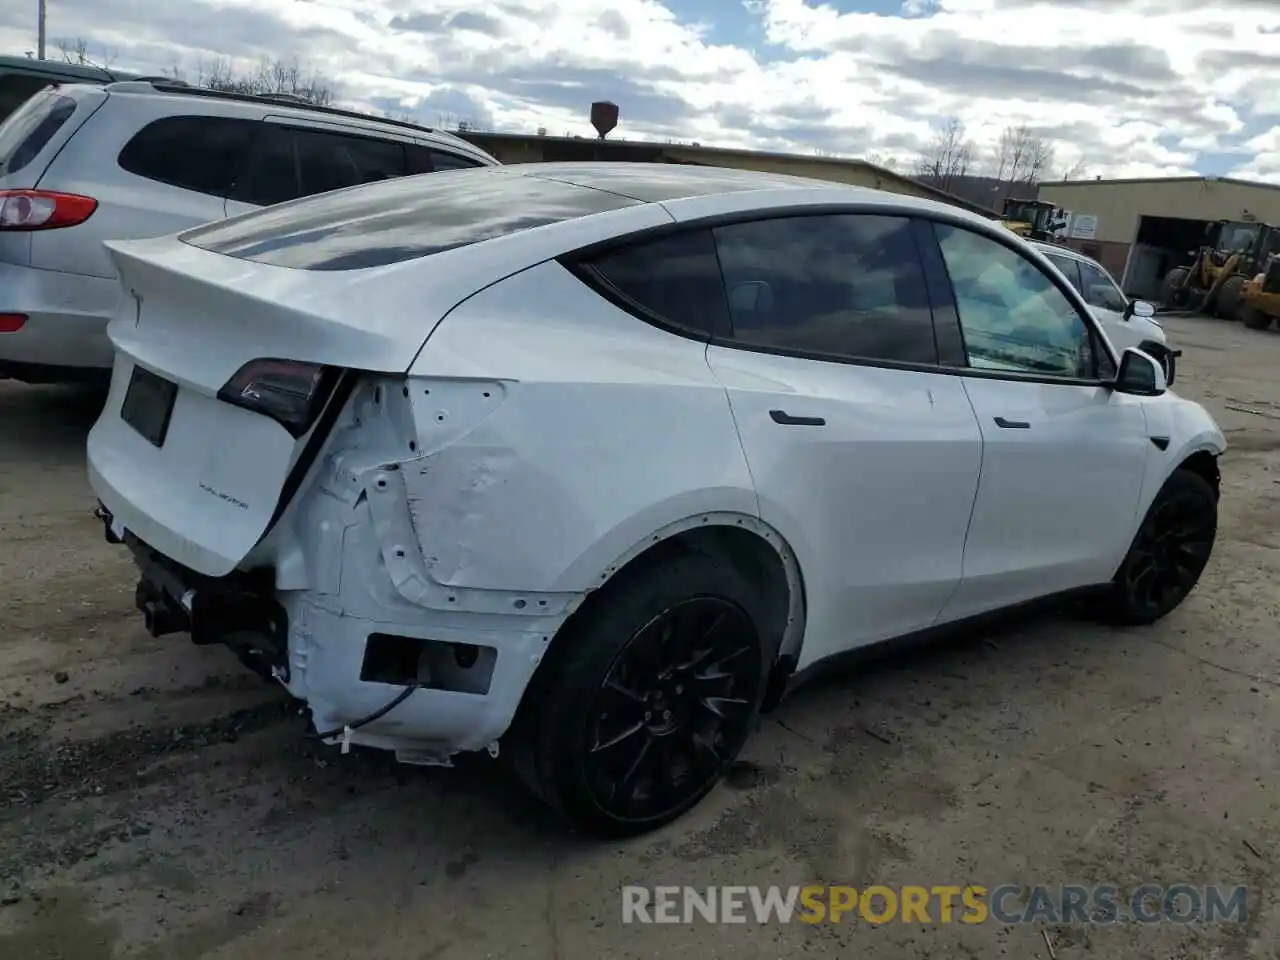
[0,74,54,125]
[0,88,76,176]
[182,170,639,270]
[118,116,258,198]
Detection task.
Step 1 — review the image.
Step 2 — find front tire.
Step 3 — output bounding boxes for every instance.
[1161,267,1190,309]
[1242,304,1273,331]
[513,548,773,837]
[1100,469,1217,625]
[1217,275,1244,320]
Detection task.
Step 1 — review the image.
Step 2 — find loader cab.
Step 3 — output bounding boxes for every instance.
[1000,197,1068,242]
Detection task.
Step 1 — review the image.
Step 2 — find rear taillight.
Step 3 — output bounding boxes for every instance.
[217,358,337,437]
[0,189,98,230]
[0,313,26,333]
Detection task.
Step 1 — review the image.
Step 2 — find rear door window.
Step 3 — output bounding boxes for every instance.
[1043,253,1082,292]
[0,88,76,177]
[237,123,300,206]
[712,214,939,364]
[292,128,362,196]
[117,115,257,198]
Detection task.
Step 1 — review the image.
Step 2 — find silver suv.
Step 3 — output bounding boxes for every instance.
[0,80,498,384]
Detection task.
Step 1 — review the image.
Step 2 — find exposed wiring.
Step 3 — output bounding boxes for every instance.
[308,685,419,741]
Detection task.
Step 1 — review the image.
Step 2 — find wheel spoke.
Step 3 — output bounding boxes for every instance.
[584,594,764,824]
[592,719,646,754]
[701,695,749,718]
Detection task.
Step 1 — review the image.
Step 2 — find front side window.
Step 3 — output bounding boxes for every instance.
[711,214,938,364]
[935,223,1098,378]
[1043,253,1081,292]
[1078,260,1129,313]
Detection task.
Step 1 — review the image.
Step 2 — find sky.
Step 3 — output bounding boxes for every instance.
[2,0,1279,182]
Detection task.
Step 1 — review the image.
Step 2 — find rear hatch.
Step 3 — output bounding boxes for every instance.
[0,83,106,265]
[87,168,651,577]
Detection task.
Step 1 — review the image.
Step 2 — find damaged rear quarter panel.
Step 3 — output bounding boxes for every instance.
[404,258,760,595]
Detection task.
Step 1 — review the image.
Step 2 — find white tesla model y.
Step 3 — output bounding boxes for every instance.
[87,162,1226,837]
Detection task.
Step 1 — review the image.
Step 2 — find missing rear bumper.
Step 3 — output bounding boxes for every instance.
[96,503,289,679]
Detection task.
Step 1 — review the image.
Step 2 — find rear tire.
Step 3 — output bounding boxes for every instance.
[1242,304,1273,331]
[510,548,775,837]
[1216,275,1244,320]
[1096,469,1217,626]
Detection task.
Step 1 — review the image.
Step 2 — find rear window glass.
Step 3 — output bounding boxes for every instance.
[183,170,640,271]
[118,116,257,198]
[0,74,54,126]
[0,89,75,176]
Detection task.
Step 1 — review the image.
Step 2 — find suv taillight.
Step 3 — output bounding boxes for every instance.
[0,189,97,230]
[217,358,338,437]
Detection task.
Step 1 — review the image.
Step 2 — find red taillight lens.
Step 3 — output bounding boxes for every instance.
[0,189,98,230]
[217,358,336,437]
[0,313,26,333]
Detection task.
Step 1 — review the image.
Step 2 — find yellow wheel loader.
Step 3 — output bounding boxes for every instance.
[999,198,1069,243]
[1238,255,1280,332]
[1161,220,1277,319]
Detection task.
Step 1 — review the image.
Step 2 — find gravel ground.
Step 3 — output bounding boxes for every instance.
[2,313,1280,959]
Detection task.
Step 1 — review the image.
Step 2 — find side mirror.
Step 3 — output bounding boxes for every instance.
[1124,299,1156,320]
[1113,347,1167,397]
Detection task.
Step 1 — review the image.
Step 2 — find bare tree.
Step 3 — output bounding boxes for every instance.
[992,124,1055,189]
[865,151,902,173]
[914,117,973,191]
[57,37,116,70]
[1058,157,1089,181]
[167,54,335,105]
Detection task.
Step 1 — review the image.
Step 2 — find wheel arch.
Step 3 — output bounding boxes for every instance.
[522,512,809,726]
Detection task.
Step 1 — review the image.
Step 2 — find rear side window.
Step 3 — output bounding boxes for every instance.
[184,170,639,269]
[0,74,54,125]
[713,215,938,364]
[118,116,257,198]
[406,145,482,174]
[586,230,729,338]
[0,89,76,177]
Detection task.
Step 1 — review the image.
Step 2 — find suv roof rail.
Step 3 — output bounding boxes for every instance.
[123,79,437,135]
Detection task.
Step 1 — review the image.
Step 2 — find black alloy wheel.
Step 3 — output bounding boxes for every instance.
[1106,469,1217,625]
[509,548,774,837]
[583,597,763,824]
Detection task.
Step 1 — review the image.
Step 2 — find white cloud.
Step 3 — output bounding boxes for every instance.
[1,0,1277,182]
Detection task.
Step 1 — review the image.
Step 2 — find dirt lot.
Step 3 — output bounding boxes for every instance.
[3,314,1280,959]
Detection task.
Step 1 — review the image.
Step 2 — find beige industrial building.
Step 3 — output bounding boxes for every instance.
[1039,176,1280,300]
[457,130,998,217]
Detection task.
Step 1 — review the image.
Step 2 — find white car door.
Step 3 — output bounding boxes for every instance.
[928,222,1152,620]
[701,213,983,668]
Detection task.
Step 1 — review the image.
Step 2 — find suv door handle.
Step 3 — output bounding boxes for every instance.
[770,409,826,427]
[993,416,1031,429]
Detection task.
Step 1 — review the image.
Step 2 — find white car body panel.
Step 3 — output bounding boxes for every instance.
[85,162,1227,763]
[940,379,1151,619]
[704,344,982,665]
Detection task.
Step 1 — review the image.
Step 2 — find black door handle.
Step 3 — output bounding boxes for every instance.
[770,409,826,427]
[993,416,1031,429]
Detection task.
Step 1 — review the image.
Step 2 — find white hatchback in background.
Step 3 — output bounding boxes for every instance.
[0,80,497,384]
[87,163,1225,838]
[1030,240,1178,383]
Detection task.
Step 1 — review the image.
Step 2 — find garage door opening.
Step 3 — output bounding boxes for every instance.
[1122,215,1216,303]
